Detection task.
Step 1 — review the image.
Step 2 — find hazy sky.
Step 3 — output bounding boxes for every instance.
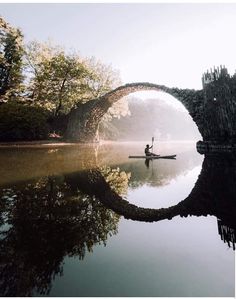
[1,3,236,90]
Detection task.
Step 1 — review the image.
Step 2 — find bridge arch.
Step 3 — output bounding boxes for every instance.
[65,82,203,142]
[103,83,193,109]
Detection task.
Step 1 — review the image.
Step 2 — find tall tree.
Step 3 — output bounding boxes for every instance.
[84,56,130,121]
[25,41,90,116]
[25,42,129,119]
[0,17,24,101]
[83,56,121,98]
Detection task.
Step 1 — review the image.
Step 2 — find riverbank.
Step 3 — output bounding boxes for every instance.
[0,139,80,148]
[0,139,198,148]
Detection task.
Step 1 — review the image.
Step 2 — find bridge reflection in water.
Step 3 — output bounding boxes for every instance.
[64,153,236,250]
[0,150,235,296]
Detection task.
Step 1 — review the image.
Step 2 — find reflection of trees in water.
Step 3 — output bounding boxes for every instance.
[117,150,203,189]
[0,143,201,187]
[100,166,131,196]
[0,145,99,186]
[0,153,236,296]
[0,170,122,296]
[69,154,236,251]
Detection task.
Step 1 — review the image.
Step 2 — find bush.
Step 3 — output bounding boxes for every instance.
[47,113,69,136]
[0,102,50,141]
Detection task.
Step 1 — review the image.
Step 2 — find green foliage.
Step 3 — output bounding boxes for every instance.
[83,56,121,98]
[100,166,131,196]
[25,42,123,117]
[0,17,128,141]
[0,102,49,141]
[84,57,130,121]
[25,41,91,115]
[0,17,24,100]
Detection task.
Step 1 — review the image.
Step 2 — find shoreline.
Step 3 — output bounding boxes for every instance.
[0,139,81,148]
[0,139,198,148]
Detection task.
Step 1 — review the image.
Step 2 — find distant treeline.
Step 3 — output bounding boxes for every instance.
[100,97,201,141]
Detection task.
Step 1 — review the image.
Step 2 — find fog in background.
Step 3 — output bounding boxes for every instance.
[101,94,201,142]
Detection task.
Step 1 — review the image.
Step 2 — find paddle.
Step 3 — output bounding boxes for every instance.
[151,136,154,154]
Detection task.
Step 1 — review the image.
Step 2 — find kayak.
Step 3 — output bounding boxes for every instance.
[129,155,176,159]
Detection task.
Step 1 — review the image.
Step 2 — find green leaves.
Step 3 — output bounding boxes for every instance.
[0,102,49,141]
[25,42,87,115]
[25,41,122,117]
[0,16,128,140]
[0,17,24,101]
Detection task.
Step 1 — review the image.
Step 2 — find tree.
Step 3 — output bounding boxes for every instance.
[25,42,129,120]
[0,102,49,141]
[83,56,121,98]
[84,57,130,126]
[25,41,91,116]
[0,18,130,141]
[0,17,24,101]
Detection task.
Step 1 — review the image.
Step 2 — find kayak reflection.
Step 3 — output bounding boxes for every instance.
[0,153,235,296]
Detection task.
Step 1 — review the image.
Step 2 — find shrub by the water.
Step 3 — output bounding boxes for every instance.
[0,102,50,141]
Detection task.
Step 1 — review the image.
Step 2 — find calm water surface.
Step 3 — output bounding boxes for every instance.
[0,142,235,296]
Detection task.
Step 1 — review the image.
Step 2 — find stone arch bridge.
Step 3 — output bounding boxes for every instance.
[65,67,236,147]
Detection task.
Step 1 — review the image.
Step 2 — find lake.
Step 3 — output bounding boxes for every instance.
[0,141,235,297]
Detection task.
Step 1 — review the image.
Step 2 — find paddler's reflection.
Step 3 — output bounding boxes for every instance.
[145,158,150,168]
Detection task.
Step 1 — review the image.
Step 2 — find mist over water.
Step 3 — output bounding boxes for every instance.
[103,95,202,142]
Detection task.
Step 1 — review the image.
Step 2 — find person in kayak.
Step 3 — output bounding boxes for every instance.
[144,144,159,156]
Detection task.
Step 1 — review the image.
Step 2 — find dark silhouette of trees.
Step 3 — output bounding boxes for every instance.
[0,173,120,296]
[0,17,24,101]
[0,153,236,296]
